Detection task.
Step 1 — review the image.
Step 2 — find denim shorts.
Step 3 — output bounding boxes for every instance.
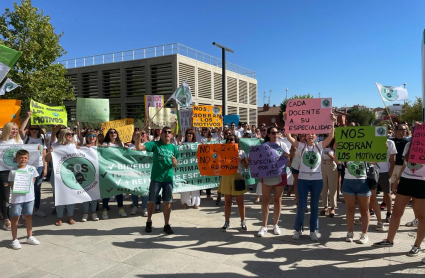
[11,200,35,217]
[291,167,299,175]
[342,179,371,197]
[149,180,173,202]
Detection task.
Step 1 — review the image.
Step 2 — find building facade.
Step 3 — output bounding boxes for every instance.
[60,43,258,126]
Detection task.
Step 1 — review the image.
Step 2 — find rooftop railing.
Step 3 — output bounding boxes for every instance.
[57,43,256,78]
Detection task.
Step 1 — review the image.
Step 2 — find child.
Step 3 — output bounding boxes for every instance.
[8,149,40,250]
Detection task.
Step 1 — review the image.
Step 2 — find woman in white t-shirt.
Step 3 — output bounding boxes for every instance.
[256,127,290,237]
[373,138,425,259]
[286,113,336,241]
[101,129,127,220]
[19,111,48,218]
[45,128,77,226]
[0,122,23,231]
[289,134,306,206]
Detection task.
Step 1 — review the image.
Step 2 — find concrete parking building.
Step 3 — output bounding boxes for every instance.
[59,43,258,126]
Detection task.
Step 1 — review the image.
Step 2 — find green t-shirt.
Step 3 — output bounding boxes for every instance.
[144,140,178,182]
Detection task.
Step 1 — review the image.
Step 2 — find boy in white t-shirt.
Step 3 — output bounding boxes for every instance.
[8,149,40,250]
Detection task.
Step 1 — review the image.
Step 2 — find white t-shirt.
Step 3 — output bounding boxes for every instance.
[198,133,219,143]
[102,142,124,147]
[231,130,241,138]
[344,161,367,180]
[401,142,425,180]
[24,136,47,167]
[278,138,292,151]
[0,138,23,145]
[297,142,324,180]
[8,165,39,204]
[322,148,334,160]
[377,139,397,173]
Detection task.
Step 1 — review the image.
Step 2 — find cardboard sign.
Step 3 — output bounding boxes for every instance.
[224,115,240,127]
[149,107,177,129]
[197,143,238,176]
[239,138,263,155]
[76,98,109,123]
[12,170,32,193]
[114,124,134,143]
[30,99,67,126]
[0,99,21,128]
[193,105,222,128]
[249,144,288,178]
[408,123,425,164]
[286,98,333,134]
[178,109,193,134]
[335,126,387,162]
[144,95,164,119]
[102,118,134,136]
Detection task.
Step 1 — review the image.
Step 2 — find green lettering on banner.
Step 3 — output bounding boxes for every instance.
[335,126,387,162]
[30,99,67,126]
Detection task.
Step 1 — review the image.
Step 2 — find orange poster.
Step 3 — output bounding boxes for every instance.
[193,105,222,128]
[197,143,239,176]
[0,99,21,128]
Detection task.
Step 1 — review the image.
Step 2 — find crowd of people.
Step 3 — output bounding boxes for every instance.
[0,110,423,265]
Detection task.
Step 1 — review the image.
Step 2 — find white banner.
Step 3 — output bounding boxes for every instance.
[0,78,19,95]
[52,145,101,206]
[376,82,408,101]
[179,109,193,134]
[0,144,41,171]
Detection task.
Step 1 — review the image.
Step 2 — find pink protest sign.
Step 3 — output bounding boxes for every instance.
[408,123,425,164]
[286,98,333,134]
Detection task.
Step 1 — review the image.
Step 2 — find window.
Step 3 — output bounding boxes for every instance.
[271,118,276,123]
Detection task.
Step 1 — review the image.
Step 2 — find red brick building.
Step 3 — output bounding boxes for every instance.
[257,104,282,127]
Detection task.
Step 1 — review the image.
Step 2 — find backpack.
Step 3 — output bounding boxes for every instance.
[365,163,380,189]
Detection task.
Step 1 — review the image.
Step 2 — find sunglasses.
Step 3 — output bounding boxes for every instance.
[30,127,39,131]
[87,135,96,138]
[202,129,208,132]
[65,133,73,136]
[186,133,194,135]
[141,133,146,135]
[260,129,267,132]
[225,132,231,135]
[231,125,235,127]
[163,130,172,134]
[109,131,117,134]
[227,138,235,141]
[270,131,279,135]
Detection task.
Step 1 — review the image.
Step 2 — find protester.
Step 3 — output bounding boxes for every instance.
[254,126,268,204]
[230,122,241,138]
[135,126,178,234]
[45,128,77,226]
[0,122,23,231]
[285,113,336,241]
[373,139,425,261]
[289,134,306,208]
[320,138,338,217]
[257,127,290,237]
[19,111,47,217]
[220,135,248,232]
[101,128,127,219]
[8,149,40,250]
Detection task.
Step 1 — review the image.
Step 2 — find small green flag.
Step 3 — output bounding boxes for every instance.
[0,44,22,67]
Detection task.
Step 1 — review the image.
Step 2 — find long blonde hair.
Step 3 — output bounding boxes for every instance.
[0,122,20,142]
[57,129,75,145]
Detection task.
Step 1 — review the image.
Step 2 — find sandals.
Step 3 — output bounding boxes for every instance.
[55,218,63,226]
[206,195,213,200]
[320,208,328,216]
[182,204,188,209]
[329,208,335,218]
[194,205,200,209]
[68,217,76,225]
[215,198,221,206]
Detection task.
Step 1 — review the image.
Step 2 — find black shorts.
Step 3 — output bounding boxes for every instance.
[397,177,425,199]
[378,172,390,193]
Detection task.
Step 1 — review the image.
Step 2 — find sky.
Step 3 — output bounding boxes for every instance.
[1,0,424,108]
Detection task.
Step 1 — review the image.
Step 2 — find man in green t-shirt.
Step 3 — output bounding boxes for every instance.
[135,126,178,234]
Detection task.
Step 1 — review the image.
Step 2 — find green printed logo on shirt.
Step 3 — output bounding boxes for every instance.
[347,161,366,178]
[302,151,319,168]
[407,162,423,174]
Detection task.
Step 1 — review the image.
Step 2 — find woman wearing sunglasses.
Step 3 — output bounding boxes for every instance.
[45,128,77,226]
[220,135,249,232]
[101,129,127,219]
[257,127,290,237]
[78,130,100,222]
[180,129,201,209]
[285,113,336,241]
[19,111,48,218]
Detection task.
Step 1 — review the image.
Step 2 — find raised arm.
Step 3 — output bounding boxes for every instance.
[76,120,84,144]
[134,132,147,151]
[19,111,32,139]
[286,133,299,148]
[322,113,337,147]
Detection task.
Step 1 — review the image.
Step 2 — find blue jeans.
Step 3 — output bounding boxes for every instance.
[83,200,98,214]
[294,179,323,232]
[56,204,75,218]
[131,195,148,209]
[34,166,44,210]
[102,194,123,209]
[11,200,34,217]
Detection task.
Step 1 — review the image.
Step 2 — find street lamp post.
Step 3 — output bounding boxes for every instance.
[213,42,234,116]
[285,88,289,100]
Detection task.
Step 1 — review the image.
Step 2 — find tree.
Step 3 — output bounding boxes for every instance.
[279,93,313,124]
[399,97,423,124]
[0,0,74,111]
[348,108,375,126]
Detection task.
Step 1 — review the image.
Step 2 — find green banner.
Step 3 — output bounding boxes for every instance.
[76,98,109,123]
[30,99,67,126]
[239,138,263,185]
[335,126,388,162]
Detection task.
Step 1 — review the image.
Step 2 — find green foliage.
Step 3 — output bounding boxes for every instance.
[279,94,313,123]
[348,108,375,126]
[399,97,423,124]
[0,0,74,111]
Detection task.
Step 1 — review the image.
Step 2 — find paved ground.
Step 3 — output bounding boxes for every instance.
[0,183,424,278]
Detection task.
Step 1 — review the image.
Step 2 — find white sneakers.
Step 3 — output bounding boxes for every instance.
[142,208,148,217]
[346,232,354,242]
[12,236,40,250]
[91,213,99,221]
[102,211,108,220]
[293,231,302,240]
[131,206,138,215]
[81,214,89,222]
[34,210,46,217]
[257,227,267,237]
[273,225,281,235]
[358,233,369,244]
[310,232,319,242]
[375,222,386,231]
[119,208,127,217]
